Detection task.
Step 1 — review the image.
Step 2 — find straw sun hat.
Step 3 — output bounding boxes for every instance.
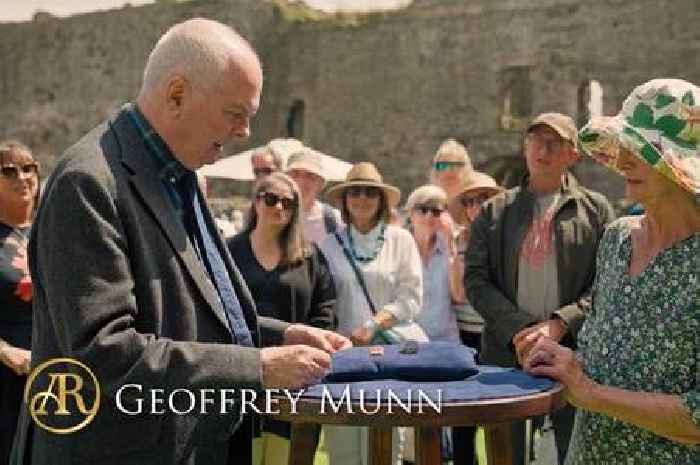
[448,171,504,224]
[325,162,401,208]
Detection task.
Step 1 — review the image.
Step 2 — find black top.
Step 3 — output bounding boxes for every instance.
[0,223,32,349]
[228,232,337,439]
[227,232,337,331]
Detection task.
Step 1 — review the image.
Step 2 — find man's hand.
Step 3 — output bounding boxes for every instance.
[260,345,331,389]
[513,318,567,366]
[523,337,597,409]
[284,324,352,353]
[0,345,31,376]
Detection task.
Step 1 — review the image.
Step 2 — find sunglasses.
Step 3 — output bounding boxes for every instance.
[346,186,381,199]
[253,167,274,178]
[433,161,466,172]
[257,191,297,210]
[415,205,445,217]
[460,193,491,208]
[0,163,39,179]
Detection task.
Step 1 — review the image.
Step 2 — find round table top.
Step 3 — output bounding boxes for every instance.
[264,383,566,428]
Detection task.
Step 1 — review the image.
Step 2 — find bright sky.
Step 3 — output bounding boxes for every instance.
[1,1,153,22]
[0,0,411,22]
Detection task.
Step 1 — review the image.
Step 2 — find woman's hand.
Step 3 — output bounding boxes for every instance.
[0,344,31,376]
[524,337,700,444]
[523,337,597,409]
[513,318,567,366]
[438,212,455,251]
[350,325,375,346]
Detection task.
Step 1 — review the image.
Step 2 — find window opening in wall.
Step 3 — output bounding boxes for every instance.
[499,66,532,131]
[578,80,603,126]
[286,100,305,139]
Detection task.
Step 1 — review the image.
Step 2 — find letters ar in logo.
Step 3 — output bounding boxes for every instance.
[24,358,101,434]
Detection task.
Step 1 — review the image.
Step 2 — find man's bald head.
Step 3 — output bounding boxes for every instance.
[136,18,263,170]
[140,18,261,96]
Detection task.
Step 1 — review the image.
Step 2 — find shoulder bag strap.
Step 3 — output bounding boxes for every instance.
[323,204,338,234]
[334,232,377,315]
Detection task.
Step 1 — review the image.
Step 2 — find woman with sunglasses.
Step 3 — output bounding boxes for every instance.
[0,141,40,463]
[449,171,505,305]
[428,139,475,271]
[227,172,337,465]
[430,139,474,199]
[406,185,461,343]
[447,171,503,465]
[320,162,422,465]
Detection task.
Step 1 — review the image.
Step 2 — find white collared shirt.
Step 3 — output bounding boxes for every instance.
[414,234,461,343]
[301,200,343,246]
[319,223,423,336]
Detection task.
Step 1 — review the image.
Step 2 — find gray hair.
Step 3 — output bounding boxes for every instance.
[252,144,285,171]
[141,18,259,94]
[429,138,474,184]
[405,184,448,211]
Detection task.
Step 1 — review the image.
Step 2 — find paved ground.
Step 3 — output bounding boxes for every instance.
[531,417,559,465]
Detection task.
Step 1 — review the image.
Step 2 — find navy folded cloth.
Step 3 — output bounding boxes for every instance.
[325,342,478,382]
[304,366,554,402]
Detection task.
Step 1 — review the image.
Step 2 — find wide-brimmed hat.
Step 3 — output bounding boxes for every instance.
[449,171,504,224]
[286,148,325,180]
[528,112,578,147]
[579,79,700,203]
[325,162,401,208]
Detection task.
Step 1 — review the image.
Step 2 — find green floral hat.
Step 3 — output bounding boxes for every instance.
[579,79,700,203]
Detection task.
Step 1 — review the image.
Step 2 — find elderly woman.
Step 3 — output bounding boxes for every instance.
[406,184,460,343]
[320,162,422,465]
[227,172,337,465]
[430,138,474,200]
[0,141,40,463]
[449,171,504,306]
[446,172,503,465]
[522,79,700,464]
[429,139,476,298]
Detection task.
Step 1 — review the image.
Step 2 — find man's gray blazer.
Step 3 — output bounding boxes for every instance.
[13,108,288,465]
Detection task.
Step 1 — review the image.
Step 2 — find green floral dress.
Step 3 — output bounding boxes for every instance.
[566,218,700,465]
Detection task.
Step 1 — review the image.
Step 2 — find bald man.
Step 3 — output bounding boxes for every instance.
[13,18,349,465]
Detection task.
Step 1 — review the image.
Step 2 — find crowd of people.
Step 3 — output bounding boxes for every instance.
[0,17,698,465]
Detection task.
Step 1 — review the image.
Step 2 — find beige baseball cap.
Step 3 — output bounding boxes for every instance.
[527,112,578,147]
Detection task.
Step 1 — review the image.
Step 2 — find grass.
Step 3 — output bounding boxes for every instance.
[312,427,488,465]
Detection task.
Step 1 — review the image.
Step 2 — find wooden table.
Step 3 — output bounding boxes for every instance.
[269,383,566,465]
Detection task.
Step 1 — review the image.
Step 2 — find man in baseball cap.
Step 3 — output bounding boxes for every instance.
[464,112,615,465]
[523,112,579,191]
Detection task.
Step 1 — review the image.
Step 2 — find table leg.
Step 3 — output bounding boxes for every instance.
[484,422,514,465]
[288,423,319,465]
[368,426,393,465]
[414,426,441,465]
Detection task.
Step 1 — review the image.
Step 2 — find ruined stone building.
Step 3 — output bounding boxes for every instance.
[1,0,699,203]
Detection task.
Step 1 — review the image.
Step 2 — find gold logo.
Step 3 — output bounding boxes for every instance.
[24,358,101,434]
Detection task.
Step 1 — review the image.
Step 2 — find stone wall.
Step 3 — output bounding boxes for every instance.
[265,0,700,201]
[2,0,699,204]
[0,0,274,173]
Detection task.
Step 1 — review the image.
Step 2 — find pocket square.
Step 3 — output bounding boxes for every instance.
[326,342,478,382]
